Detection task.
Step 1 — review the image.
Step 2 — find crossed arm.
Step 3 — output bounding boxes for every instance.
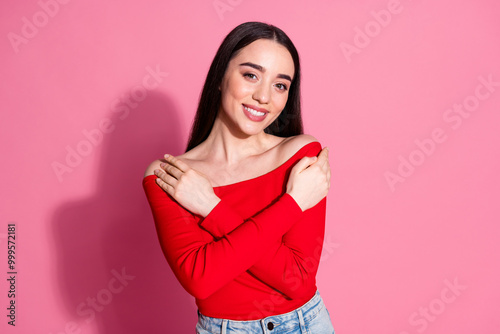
[143,174,326,300]
[199,193,327,299]
[142,140,329,300]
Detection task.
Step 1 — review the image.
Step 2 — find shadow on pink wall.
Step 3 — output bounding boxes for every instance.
[51,91,197,333]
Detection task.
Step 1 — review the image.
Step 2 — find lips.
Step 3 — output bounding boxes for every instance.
[243,104,269,114]
[242,104,269,122]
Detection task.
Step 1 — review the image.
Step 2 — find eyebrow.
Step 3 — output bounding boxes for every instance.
[239,62,292,82]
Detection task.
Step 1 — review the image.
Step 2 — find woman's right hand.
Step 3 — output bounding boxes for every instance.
[286,147,330,212]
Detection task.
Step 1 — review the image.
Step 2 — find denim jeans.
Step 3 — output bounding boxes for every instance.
[195,290,335,334]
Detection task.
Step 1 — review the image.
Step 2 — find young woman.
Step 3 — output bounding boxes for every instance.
[143,21,334,333]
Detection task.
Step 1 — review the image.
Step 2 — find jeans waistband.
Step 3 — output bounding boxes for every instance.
[197,290,325,333]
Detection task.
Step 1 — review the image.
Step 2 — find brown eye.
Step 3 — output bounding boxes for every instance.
[243,73,257,80]
[275,83,288,91]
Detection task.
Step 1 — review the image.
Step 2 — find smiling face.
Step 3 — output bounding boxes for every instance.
[218,38,295,136]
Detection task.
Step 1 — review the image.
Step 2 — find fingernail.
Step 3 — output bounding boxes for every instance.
[160,163,165,168]
[164,154,170,158]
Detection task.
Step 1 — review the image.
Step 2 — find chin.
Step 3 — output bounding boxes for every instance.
[237,124,267,137]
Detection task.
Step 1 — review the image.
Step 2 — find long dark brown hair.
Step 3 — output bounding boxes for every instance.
[184,22,304,153]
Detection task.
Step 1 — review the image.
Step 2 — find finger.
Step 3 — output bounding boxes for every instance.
[154,168,178,189]
[293,155,318,173]
[160,162,183,180]
[164,154,190,173]
[155,176,173,195]
[324,152,331,169]
[319,147,329,159]
[316,147,330,167]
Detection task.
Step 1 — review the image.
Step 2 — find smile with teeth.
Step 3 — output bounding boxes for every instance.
[244,106,266,116]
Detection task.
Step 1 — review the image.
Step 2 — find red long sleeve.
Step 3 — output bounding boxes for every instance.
[142,141,327,320]
[202,198,327,300]
[199,142,326,300]
[143,177,302,299]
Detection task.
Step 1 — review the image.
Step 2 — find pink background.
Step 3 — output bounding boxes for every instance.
[1,0,499,333]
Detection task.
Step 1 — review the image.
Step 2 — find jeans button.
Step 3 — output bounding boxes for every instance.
[267,322,274,330]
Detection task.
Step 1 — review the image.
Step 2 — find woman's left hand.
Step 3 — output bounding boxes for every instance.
[154,155,221,217]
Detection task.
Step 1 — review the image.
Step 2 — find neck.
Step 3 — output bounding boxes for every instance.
[200,113,274,167]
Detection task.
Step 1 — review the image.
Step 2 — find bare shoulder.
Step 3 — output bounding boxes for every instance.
[272,134,320,164]
[281,134,320,153]
[144,159,164,177]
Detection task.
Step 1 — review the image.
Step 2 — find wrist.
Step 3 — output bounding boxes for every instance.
[203,195,221,217]
[285,191,304,212]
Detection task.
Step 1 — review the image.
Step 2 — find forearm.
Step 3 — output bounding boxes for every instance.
[200,195,327,299]
[143,175,303,300]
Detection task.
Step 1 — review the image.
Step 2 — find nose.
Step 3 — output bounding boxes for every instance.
[252,82,271,104]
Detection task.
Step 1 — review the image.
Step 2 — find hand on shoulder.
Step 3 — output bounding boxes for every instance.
[144,157,171,178]
[144,153,191,178]
[284,135,330,211]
